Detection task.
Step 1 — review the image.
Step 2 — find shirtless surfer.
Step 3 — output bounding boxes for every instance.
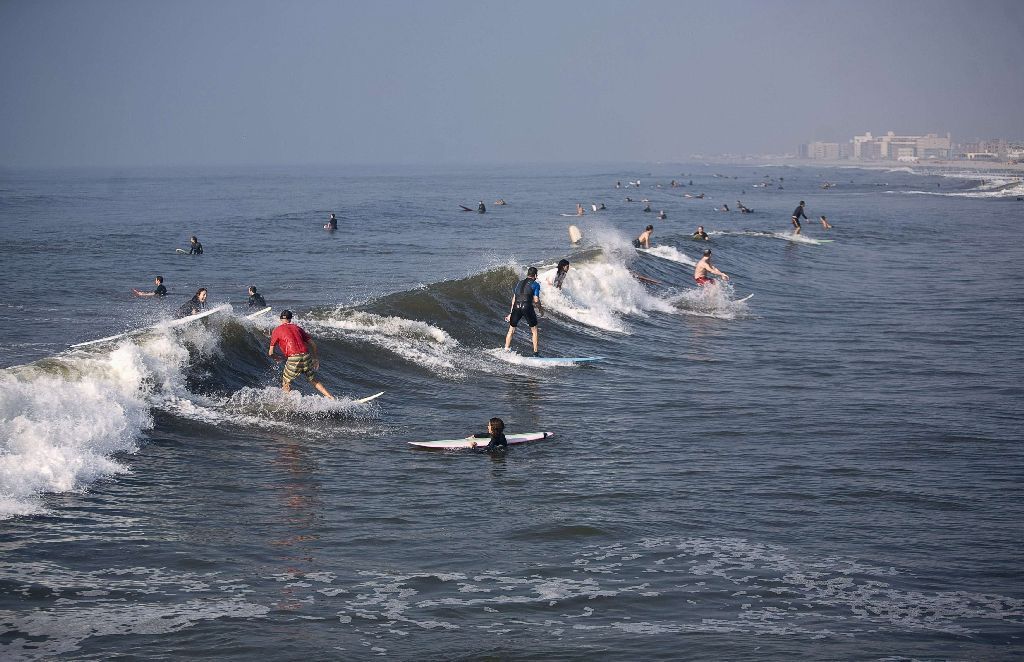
[633,225,654,249]
[693,249,729,287]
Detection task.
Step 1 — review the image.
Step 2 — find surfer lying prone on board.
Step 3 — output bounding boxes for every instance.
[469,417,508,452]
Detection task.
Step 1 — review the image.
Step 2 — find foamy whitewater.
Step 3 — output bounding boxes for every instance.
[1,163,1021,659]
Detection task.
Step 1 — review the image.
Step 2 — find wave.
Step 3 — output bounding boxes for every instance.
[899,179,1024,198]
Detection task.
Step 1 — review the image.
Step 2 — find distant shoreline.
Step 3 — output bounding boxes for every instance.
[744,159,1024,175]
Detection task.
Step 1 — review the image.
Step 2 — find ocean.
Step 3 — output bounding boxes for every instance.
[1,163,1022,659]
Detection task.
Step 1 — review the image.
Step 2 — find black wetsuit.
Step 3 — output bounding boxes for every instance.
[248,292,267,308]
[508,278,539,328]
[176,297,206,318]
[154,284,167,297]
[472,432,508,452]
[791,205,807,226]
[189,241,203,255]
[477,203,486,213]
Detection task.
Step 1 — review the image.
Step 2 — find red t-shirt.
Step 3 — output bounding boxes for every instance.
[270,323,311,357]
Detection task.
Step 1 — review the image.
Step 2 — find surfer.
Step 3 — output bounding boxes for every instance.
[189,236,203,255]
[576,203,585,216]
[737,200,752,213]
[633,225,654,249]
[694,249,729,287]
[503,266,544,356]
[494,199,506,205]
[718,204,730,212]
[643,203,652,213]
[819,215,832,230]
[175,287,208,318]
[692,225,709,241]
[549,259,570,290]
[791,201,808,235]
[325,213,337,230]
[134,275,167,298]
[469,417,508,452]
[599,202,606,210]
[269,309,335,399]
[247,286,267,309]
[657,210,667,220]
[477,201,486,214]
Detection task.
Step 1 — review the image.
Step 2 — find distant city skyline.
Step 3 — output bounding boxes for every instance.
[2,0,1022,167]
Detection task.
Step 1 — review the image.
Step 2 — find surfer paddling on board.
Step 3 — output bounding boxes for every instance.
[469,417,508,452]
[504,266,544,356]
[791,201,808,235]
[189,236,203,255]
[175,287,208,318]
[134,275,167,298]
[694,249,729,287]
[633,225,654,249]
[549,259,570,290]
[269,310,335,399]
[247,286,267,309]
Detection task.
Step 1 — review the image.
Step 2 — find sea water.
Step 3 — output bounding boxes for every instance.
[1,163,1022,659]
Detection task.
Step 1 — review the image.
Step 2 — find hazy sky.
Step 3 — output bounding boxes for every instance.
[1,0,1022,167]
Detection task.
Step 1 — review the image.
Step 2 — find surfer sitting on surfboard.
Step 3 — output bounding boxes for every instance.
[694,249,729,287]
[247,286,267,309]
[189,236,204,255]
[175,287,208,318]
[325,213,337,230]
[633,225,653,249]
[504,266,544,357]
[134,275,167,298]
[269,309,335,400]
[469,417,508,452]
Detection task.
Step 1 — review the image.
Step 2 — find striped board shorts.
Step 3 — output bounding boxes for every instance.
[282,353,318,384]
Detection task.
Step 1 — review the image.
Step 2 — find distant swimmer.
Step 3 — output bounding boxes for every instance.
[819,215,832,230]
[692,225,710,241]
[737,200,753,213]
[477,201,486,214]
[269,309,334,399]
[175,287,208,318]
[718,204,730,212]
[134,275,167,298]
[625,197,633,202]
[494,199,507,205]
[616,181,622,188]
[657,210,667,220]
[325,213,337,230]
[694,249,729,287]
[643,203,652,213]
[576,203,585,216]
[189,236,203,255]
[633,224,654,249]
[599,203,606,210]
[504,266,544,356]
[791,200,808,235]
[694,193,705,199]
[549,259,570,290]
[247,286,267,309]
[469,417,508,452]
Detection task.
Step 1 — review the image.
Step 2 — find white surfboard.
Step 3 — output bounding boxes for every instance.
[353,391,384,404]
[490,349,603,366]
[246,306,272,319]
[735,293,754,303]
[568,224,582,244]
[409,431,554,450]
[175,248,188,254]
[70,303,232,349]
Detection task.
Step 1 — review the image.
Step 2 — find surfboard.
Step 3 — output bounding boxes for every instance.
[735,293,754,303]
[175,248,188,254]
[491,349,603,366]
[70,303,232,349]
[353,391,384,404]
[568,225,582,244]
[409,431,554,450]
[459,205,473,212]
[246,306,272,319]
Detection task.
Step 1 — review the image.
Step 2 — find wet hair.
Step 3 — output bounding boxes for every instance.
[703,249,712,257]
[193,287,207,298]
[799,201,805,205]
[489,417,504,433]
[526,266,538,278]
[279,309,293,320]
[646,225,654,231]
[191,235,198,242]
[155,276,164,284]
[557,259,570,272]
[249,286,258,294]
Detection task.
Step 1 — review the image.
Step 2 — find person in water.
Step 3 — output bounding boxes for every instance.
[494,199,506,205]
[135,275,167,297]
[576,203,585,216]
[247,286,267,309]
[694,249,729,287]
[269,309,335,399]
[469,417,508,452]
[326,213,338,230]
[504,266,544,356]
[477,201,486,214]
[657,210,667,220]
[549,259,570,290]
[175,287,208,318]
[189,236,203,255]
[819,215,832,230]
[791,201,808,235]
[692,225,710,241]
[642,203,652,212]
[633,225,654,249]
[737,200,752,213]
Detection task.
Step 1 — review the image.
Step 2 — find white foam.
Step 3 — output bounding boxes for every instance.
[639,245,697,266]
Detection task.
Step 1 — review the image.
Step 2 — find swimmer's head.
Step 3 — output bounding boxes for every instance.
[279,309,293,321]
[526,266,538,278]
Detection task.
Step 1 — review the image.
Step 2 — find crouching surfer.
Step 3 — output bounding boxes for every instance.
[694,249,729,287]
[469,417,508,452]
[269,309,335,399]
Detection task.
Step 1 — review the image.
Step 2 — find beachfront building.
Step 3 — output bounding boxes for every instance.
[849,131,953,161]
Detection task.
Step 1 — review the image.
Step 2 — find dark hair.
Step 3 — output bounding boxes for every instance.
[646,225,654,231]
[191,235,198,242]
[526,266,538,278]
[194,287,207,297]
[799,200,805,205]
[703,249,712,256]
[249,286,257,293]
[155,276,163,283]
[279,309,293,320]
[489,417,507,446]
[557,259,570,272]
